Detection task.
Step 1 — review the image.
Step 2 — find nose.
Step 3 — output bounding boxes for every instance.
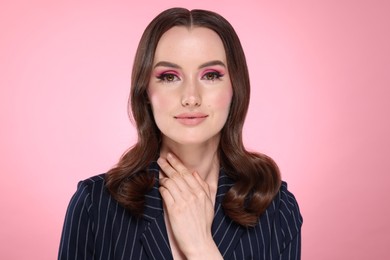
[181,80,201,107]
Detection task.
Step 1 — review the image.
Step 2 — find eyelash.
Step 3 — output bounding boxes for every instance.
[156,71,224,83]
[157,73,179,82]
[202,71,224,81]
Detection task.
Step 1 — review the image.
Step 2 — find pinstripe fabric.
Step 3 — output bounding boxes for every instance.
[58,162,302,259]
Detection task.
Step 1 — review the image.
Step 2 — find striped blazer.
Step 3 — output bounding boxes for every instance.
[59,162,302,259]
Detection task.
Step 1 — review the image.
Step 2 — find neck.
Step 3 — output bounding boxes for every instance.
[159,138,220,186]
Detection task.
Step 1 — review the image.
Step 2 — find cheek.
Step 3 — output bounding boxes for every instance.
[148,89,162,109]
[212,88,233,111]
[148,89,173,114]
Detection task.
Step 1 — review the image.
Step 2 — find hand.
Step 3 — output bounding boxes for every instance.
[157,153,222,259]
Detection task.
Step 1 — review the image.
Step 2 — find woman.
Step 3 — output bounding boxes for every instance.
[59,7,302,260]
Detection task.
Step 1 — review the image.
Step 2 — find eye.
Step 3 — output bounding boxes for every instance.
[157,73,179,83]
[202,71,223,81]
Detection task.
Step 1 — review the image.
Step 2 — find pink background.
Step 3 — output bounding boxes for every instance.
[1,0,389,259]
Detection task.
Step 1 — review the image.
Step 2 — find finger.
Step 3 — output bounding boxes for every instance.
[158,154,203,196]
[159,177,183,198]
[158,155,196,190]
[159,186,174,207]
[192,171,211,197]
[160,176,197,205]
[166,153,190,175]
[164,153,204,190]
[157,157,177,177]
[159,169,191,194]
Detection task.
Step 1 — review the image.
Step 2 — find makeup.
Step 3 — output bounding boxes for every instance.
[174,112,209,126]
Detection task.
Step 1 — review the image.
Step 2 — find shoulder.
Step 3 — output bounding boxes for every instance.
[263,181,303,250]
[259,181,303,228]
[74,174,107,198]
[276,181,302,223]
[271,181,303,230]
[67,174,111,213]
[77,173,106,190]
[77,173,106,187]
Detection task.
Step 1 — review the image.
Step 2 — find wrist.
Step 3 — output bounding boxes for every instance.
[186,238,223,260]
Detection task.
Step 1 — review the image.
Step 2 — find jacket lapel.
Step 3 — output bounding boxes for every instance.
[139,164,246,259]
[140,163,173,260]
[211,170,246,258]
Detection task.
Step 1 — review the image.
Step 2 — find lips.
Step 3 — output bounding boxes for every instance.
[175,113,208,119]
[174,113,208,126]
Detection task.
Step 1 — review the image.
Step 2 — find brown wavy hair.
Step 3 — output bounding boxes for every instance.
[106,7,281,227]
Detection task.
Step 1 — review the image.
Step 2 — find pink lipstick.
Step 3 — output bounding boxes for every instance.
[174,113,208,126]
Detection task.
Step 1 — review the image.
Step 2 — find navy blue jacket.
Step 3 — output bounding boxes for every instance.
[59,162,302,259]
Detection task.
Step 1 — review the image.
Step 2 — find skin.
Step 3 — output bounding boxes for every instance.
[148,26,232,259]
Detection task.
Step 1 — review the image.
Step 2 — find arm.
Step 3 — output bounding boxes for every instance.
[158,153,223,260]
[58,182,95,260]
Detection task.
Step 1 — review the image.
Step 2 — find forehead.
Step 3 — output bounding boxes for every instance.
[153,26,227,64]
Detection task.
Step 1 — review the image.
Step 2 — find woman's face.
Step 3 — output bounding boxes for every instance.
[147,26,233,146]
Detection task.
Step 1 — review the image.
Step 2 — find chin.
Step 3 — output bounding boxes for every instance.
[173,138,206,146]
[165,134,220,147]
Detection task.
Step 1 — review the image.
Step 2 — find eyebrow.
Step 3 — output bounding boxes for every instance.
[153,60,226,69]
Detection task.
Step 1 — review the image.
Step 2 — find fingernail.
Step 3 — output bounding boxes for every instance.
[167,153,172,159]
